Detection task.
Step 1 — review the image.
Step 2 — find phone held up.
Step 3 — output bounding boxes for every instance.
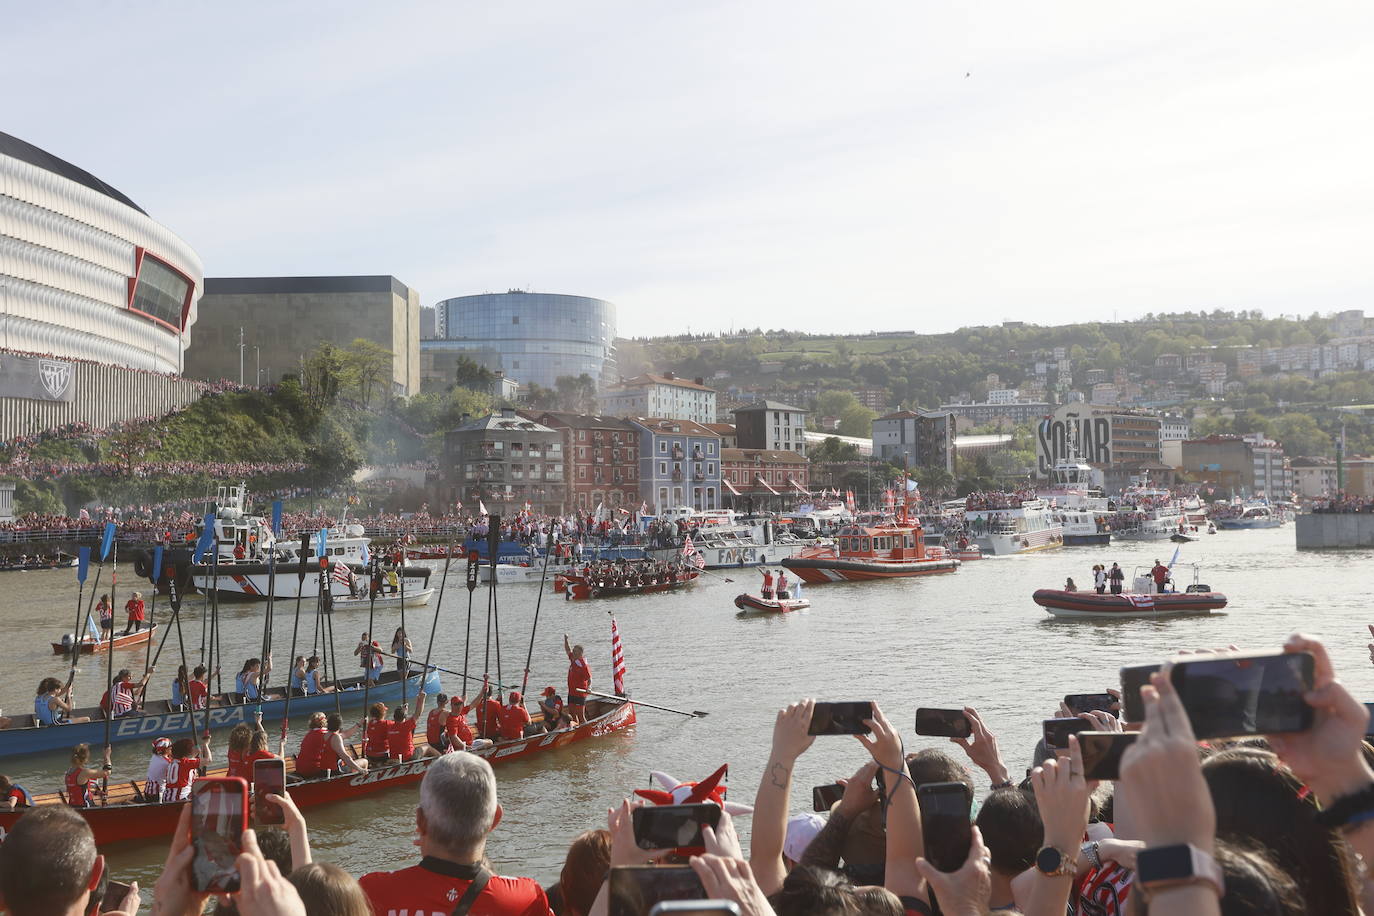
[914,707,972,739]
[1042,718,1090,751]
[632,803,721,850]
[1077,731,1140,781]
[609,865,706,916]
[808,702,873,736]
[100,881,132,914]
[191,776,249,893]
[1063,693,1117,716]
[1169,650,1315,740]
[252,758,287,826]
[812,783,845,812]
[1118,663,1163,722]
[917,782,973,873]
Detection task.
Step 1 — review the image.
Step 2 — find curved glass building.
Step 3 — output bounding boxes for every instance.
[426,290,616,390]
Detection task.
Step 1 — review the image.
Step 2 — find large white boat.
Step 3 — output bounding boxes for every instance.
[1111,487,1190,541]
[1213,501,1284,530]
[645,509,819,569]
[963,496,1064,555]
[1039,459,1111,546]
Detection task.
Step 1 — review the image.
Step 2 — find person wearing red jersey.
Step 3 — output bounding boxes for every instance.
[426,692,451,752]
[298,712,368,777]
[364,702,392,765]
[187,664,213,710]
[166,734,212,801]
[101,667,154,718]
[122,591,146,634]
[497,692,533,741]
[563,635,592,726]
[447,697,493,751]
[226,716,277,783]
[387,692,438,762]
[64,743,110,808]
[360,752,554,916]
[477,686,504,741]
[537,686,566,732]
[0,774,33,810]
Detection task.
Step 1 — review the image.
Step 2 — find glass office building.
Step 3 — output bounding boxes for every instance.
[425,291,616,390]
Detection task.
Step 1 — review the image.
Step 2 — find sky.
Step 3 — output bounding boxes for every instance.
[6,2,1374,338]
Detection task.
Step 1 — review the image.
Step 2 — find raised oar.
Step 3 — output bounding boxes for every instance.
[582,688,707,718]
[372,650,518,694]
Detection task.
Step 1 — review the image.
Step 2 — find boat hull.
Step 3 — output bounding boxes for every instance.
[734,593,810,614]
[52,624,158,655]
[191,563,431,599]
[1215,519,1283,530]
[646,541,810,569]
[781,556,960,583]
[974,526,1064,555]
[563,572,700,600]
[328,588,434,611]
[1033,589,1228,619]
[1063,533,1110,546]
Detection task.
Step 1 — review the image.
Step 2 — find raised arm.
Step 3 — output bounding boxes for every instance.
[860,703,926,902]
[1015,737,1090,916]
[750,700,815,894]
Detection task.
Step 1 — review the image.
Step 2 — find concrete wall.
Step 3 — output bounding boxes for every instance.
[0,357,201,441]
[1295,513,1374,548]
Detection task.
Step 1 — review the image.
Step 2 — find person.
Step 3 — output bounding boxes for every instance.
[233,542,246,561]
[165,734,212,801]
[356,636,384,686]
[391,627,413,676]
[188,664,212,709]
[1093,564,1107,595]
[1064,577,1077,592]
[171,663,191,708]
[102,667,154,718]
[478,686,504,741]
[0,773,33,811]
[1151,558,1170,594]
[564,634,592,726]
[289,862,373,916]
[973,786,1043,910]
[538,686,566,731]
[1107,561,1125,595]
[498,691,533,741]
[0,806,128,916]
[235,656,270,702]
[289,655,310,695]
[359,752,554,916]
[386,567,400,594]
[364,702,392,765]
[297,711,367,778]
[553,829,611,916]
[776,569,791,600]
[446,696,492,751]
[36,675,90,725]
[64,743,111,808]
[96,593,113,636]
[144,736,173,802]
[426,692,452,752]
[227,718,277,783]
[123,591,146,634]
[761,567,775,600]
[388,693,438,761]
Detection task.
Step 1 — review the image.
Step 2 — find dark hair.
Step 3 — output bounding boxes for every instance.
[558,829,611,916]
[289,862,372,916]
[327,712,343,732]
[852,887,902,916]
[905,748,974,794]
[256,826,293,873]
[975,787,1043,875]
[394,704,409,723]
[1215,839,1303,916]
[171,737,195,758]
[193,665,207,678]
[239,657,261,674]
[1203,747,1360,916]
[369,702,387,720]
[768,865,858,916]
[0,806,97,916]
[37,677,62,696]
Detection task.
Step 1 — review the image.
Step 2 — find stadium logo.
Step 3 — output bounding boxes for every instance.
[39,360,71,399]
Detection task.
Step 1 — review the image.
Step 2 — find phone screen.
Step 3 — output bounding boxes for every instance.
[1119,663,1162,722]
[1042,718,1090,750]
[808,702,873,736]
[609,865,706,916]
[192,778,247,893]
[1170,651,1314,739]
[1078,731,1139,780]
[100,880,132,913]
[914,708,972,738]
[631,803,721,850]
[917,782,972,873]
[1063,693,1117,716]
[812,783,845,812]
[253,758,287,826]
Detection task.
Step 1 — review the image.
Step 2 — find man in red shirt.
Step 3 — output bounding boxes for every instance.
[497,692,532,741]
[1150,559,1170,594]
[360,753,553,916]
[123,591,146,635]
[563,634,592,725]
[475,686,503,741]
[426,692,451,752]
[388,692,438,761]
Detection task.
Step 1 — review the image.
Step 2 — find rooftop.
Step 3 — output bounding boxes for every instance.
[609,373,715,392]
[0,130,145,215]
[629,417,722,438]
[526,411,638,431]
[721,447,807,465]
[732,399,806,414]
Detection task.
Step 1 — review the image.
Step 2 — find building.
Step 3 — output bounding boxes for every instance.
[1290,457,1338,498]
[1179,434,1292,498]
[704,423,738,448]
[720,447,809,511]
[443,408,566,514]
[629,417,723,512]
[528,412,639,512]
[853,387,892,412]
[802,430,872,457]
[938,400,1051,426]
[872,409,957,474]
[1197,361,1228,395]
[185,276,420,394]
[732,400,806,455]
[1153,354,1182,380]
[986,388,1020,405]
[1036,405,1162,477]
[1160,413,1191,441]
[419,305,437,339]
[601,373,717,425]
[424,290,616,391]
[1090,384,1118,405]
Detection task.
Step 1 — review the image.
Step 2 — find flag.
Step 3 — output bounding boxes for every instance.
[100,522,116,561]
[151,545,164,584]
[78,508,89,521]
[905,478,919,493]
[479,499,488,516]
[611,617,627,695]
[315,528,328,559]
[359,541,370,564]
[1167,545,1181,570]
[640,501,649,516]
[331,562,352,585]
[180,510,193,523]
[681,534,706,569]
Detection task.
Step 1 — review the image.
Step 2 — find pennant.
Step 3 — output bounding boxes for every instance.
[100,522,116,561]
[151,545,164,584]
[76,546,90,584]
[360,541,370,565]
[1167,545,1181,570]
[271,500,283,537]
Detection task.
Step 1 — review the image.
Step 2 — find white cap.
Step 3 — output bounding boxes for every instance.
[783,812,827,862]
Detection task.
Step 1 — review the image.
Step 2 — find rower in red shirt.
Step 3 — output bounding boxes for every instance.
[497,692,532,741]
[475,686,503,741]
[563,634,592,725]
[188,664,212,710]
[364,703,392,765]
[425,692,451,752]
[166,734,212,801]
[387,693,438,762]
[64,744,109,808]
[446,697,489,751]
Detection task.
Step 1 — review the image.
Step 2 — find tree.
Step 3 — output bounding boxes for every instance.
[522,383,560,411]
[914,466,954,498]
[554,374,599,414]
[341,338,393,408]
[453,356,495,393]
[1271,413,1332,458]
[809,436,861,464]
[302,343,346,409]
[838,404,877,438]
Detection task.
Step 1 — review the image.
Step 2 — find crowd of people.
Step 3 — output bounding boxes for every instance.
[2,630,1368,916]
[1311,494,1374,514]
[0,457,311,483]
[963,489,1040,512]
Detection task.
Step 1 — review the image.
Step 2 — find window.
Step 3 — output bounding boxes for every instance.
[707,487,715,504]
[707,443,715,455]
[862,538,871,552]
[658,441,667,453]
[707,463,715,474]
[512,316,520,325]
[127,250,193,331]
[658,487,669,506]
[659,462,667,474]
[579,430,586,441]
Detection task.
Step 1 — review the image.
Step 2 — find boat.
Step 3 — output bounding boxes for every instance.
[1039,458,1112,546]
[327,587,435,612]
[1213,502,1284,530]
[963,496,1064,556]
[951,545,983,561]
[782,492,960,583]
[52,624,159,655]
[0,555,78,572]
[644,510,818,569]
[734,593,810,614]
[0,668,440,758]
[0,696,634,846]
[1169,533,1196,543]
[1034,565,1227,618]
[561,564,701,600]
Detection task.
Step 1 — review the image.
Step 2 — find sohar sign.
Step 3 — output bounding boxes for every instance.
[1036,405,1111,477]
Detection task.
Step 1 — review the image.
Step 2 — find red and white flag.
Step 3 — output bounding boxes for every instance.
[180,510,193,522]
[331,562,352,585]
[681,533,706,569]
[610,617,626,695]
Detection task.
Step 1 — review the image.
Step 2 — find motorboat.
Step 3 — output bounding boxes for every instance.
[963,496,1064,555]
[734,592,810,614]
[1213,502,1284,530]
[1034,565,1227,619]
[783,492,960,582]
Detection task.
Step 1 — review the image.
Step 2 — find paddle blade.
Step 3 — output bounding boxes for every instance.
[151,545,164,584]
[76,546,91,583]
[100,523,116,561]
[272,500,283,537]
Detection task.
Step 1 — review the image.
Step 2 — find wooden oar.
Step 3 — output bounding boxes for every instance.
[582,688,708,718]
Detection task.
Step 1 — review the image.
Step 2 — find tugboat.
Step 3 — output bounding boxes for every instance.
[782,486,960,583]
[1033,565,1227,619]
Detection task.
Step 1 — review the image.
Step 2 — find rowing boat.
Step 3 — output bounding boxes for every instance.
[0,697,635,845]
[328,587,435,611]
[51,624,159,655]
[0,668,440,757]
[561,569,700,600]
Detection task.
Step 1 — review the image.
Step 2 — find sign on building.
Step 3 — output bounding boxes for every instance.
[0,354,75,402]
[1036,406,1112,476]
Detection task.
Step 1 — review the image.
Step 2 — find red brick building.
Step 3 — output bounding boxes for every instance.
[720,447,810,511]
[530,412,640,512]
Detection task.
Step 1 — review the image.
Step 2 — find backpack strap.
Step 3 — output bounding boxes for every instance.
[450,866,492,916]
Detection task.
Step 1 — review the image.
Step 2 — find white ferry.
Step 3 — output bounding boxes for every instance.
[1039,459,1111,546]
[646,508,818,568]
[963,497,1064,556]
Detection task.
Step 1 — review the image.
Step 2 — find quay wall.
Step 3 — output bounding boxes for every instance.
[0,356,203,441]
[1295,513,1374,549]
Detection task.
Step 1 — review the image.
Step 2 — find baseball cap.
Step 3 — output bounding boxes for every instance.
[783,812,826,862]
[541,686,556,697]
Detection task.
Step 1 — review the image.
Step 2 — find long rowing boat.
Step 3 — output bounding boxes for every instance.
[0,668,440,757]
[0,696,635,845]
[51,624,159,655]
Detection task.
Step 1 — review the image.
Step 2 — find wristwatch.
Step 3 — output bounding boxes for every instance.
[1135,844,1225,901]
[1034,845,1078,877]
[1081,840,1101,870]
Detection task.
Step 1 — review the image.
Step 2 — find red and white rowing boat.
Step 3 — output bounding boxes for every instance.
[51,624,158,655]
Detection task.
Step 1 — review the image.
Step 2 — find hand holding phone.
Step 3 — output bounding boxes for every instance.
[1063,693,1118,716]
[812,783,844,812]
[1043,718,1091,751]
[191,777,248,893]
[1169,650,1315,740]
[914,708,972,738]
[100,880,137,914]
[917,782,973,872]
[1078,731,1139,780]
[252,758,287,826]
[808,702,873,736]
[609,865,706,916]
[1119,664,1163,722]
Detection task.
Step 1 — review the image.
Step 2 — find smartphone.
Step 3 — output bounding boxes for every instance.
[632,803,721,850]
[812,783,845,812]
[914,707,972,738]
[1169,651,1315,740]
[808,701,873,736]
[917,782,973,873]
[1043,717,1091,750]
[1078,731,1140,780]
[101,880,132,913]
[1119,663,1163,722]
[1063,693,1117,716]
[253,758,287,826]
[650,904,740,916]
[608,865,706,916]
[191,776,249,893]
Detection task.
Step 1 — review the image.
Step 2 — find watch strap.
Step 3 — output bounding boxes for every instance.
[1035,845,1078,877]
[1137,844,1224,901]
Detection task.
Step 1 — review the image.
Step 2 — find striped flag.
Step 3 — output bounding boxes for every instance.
[331,562,352,585]
[681,533,705,569]
[611,617,626,695]
[180,510,193,523]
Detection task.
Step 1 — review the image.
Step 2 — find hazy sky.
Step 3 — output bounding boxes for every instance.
[7,3,1374,337]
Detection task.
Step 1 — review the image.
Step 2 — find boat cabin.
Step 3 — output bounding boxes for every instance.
[835,522,929,561]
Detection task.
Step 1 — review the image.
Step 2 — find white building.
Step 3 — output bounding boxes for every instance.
[1160,413,1191,441]
[599,372,717,425]
[986,388,1020,404]
[1246,433,1293,498]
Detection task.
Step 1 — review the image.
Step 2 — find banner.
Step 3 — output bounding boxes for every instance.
[0,353,75,402]
[151,545,164,584]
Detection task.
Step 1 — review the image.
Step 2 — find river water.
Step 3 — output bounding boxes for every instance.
[0,528,1369,889]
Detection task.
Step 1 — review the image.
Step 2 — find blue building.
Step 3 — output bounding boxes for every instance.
[423,290,616,391]
[629,418,723,513]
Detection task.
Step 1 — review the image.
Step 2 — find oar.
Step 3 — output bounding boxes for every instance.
[583,688,707,718]
[691,565,735,584]
[373,650,518,693]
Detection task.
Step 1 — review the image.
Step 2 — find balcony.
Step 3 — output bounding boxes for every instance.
[672,446,685,460]
[671,470,683,482]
